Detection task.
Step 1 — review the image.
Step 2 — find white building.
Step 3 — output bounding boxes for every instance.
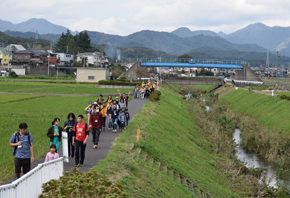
[76,52,109,68]
[56,53,73,66]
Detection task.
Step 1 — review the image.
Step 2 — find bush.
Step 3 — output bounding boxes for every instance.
[98,80,141,86]
[149,91,161,102]
[9,71,18,78]
[280,95,290,100]
[39,168,128,197]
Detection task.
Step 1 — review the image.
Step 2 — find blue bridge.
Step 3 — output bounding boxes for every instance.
[138,58,246,69]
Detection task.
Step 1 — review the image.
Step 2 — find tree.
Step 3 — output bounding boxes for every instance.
[135,67,149,80]
[199,68,214,76]
[112,69,123,79]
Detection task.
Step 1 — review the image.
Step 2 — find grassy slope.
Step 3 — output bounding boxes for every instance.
[221,89,290,136]
[94,87,237,197]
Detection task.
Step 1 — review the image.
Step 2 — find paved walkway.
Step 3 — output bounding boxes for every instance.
[30,98,148,172]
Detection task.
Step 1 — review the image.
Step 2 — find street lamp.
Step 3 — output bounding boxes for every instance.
[47,54,50,76]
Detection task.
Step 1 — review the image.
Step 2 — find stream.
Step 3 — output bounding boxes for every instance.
[199,97,278,188]
[233,128,277,188]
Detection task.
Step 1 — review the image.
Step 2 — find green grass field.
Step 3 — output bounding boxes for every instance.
[93,87,240,197]
[0,81,132,94]
[221,89,290,136]
[0,94,101,183]
[0,81,133,183]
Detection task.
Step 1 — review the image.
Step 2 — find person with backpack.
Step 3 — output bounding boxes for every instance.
[9,123,34,178]
[64,113,77,158]
[125,108,130,127]
[89,104,105,149]
[47,118,63,152]
[44,144,59,162]
[72,115,90,167]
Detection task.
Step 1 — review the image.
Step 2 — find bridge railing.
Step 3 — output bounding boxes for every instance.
[0,157,63,198]
[137,58,247,65]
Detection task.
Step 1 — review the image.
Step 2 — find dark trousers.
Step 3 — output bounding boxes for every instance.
[92,127,102,145]
[68,140,74,157]
[101,117,106,130]
[75,140,86,165]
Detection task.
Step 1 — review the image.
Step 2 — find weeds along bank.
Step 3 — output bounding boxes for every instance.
[93,85,266,197]
[220,89,290,170]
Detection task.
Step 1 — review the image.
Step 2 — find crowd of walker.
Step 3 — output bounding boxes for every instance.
[8,81,159,179]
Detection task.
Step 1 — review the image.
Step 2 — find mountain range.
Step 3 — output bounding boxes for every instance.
[2,18,290,63]
[0,18,77,35]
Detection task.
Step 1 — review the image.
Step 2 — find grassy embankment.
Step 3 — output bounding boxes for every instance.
[93,85,259,197]
[0,82,131,183]
[220,88,290,173]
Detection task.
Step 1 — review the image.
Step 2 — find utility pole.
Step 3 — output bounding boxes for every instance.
[276,51,279,88]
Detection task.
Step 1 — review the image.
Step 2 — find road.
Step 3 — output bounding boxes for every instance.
[31,98,148,172]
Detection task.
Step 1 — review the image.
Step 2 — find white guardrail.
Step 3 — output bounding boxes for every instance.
[0,157,64,198]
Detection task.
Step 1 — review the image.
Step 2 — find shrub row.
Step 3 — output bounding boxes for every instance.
[98,80,141,86]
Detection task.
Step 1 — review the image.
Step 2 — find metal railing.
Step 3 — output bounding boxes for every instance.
[0,157,63,198]
[137,58,247,65]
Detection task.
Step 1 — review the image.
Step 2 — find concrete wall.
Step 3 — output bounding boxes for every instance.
[122,62,139,80]
[76,68,108,82]
[235,65,262,82]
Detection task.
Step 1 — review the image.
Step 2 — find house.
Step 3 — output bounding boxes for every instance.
[76,52,109,67]
[6,44,26,53]
[13,49,56,66]
[0,47,12,65]
[76,68,109,82]
[56,53,73,66]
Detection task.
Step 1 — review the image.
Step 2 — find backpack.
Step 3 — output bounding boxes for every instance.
[11,131,31,156]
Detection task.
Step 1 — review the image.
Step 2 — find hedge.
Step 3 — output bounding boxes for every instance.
[98,80,141,86]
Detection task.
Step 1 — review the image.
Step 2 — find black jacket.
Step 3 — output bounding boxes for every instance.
[47,125,63,142]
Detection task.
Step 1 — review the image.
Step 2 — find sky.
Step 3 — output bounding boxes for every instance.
[1,0,290,36]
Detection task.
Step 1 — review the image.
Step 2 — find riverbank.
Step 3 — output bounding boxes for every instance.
[93,85,264,197]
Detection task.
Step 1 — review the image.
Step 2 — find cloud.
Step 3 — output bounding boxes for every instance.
[1,0,290,35]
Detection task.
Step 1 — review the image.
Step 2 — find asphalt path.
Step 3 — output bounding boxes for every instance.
[31,98,148,172]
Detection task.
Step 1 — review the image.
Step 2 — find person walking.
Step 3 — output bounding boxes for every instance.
[109,102,119,132]
[119,111,126,131]
[44,144,59,162]
[72,115,90,167]
[118,89,130,108]
[119,98,126,111]
[101,101,108,131]
[125,108,130,127]
[63,113,77,158]
[47,118,63,152]
[89,105,105,149]
[9,123,34,178]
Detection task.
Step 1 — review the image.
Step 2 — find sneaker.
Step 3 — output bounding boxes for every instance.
[93,145,98,149]
[108,128,111,130]
[75,164,80,167]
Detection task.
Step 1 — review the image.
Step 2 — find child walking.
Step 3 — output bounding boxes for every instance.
[119,111,126,131]
[125,109,130,127]
[44,144,59,162]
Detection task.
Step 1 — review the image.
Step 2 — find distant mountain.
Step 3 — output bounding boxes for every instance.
[218,32,227,38]
[224,23,290,52]
[186,46,289,67]
[0,31,51,49]
[0,18,75,35]
[0,19,14,31]
[171,27,219,37]
[4,30,60,42]
[88,30,267,55]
